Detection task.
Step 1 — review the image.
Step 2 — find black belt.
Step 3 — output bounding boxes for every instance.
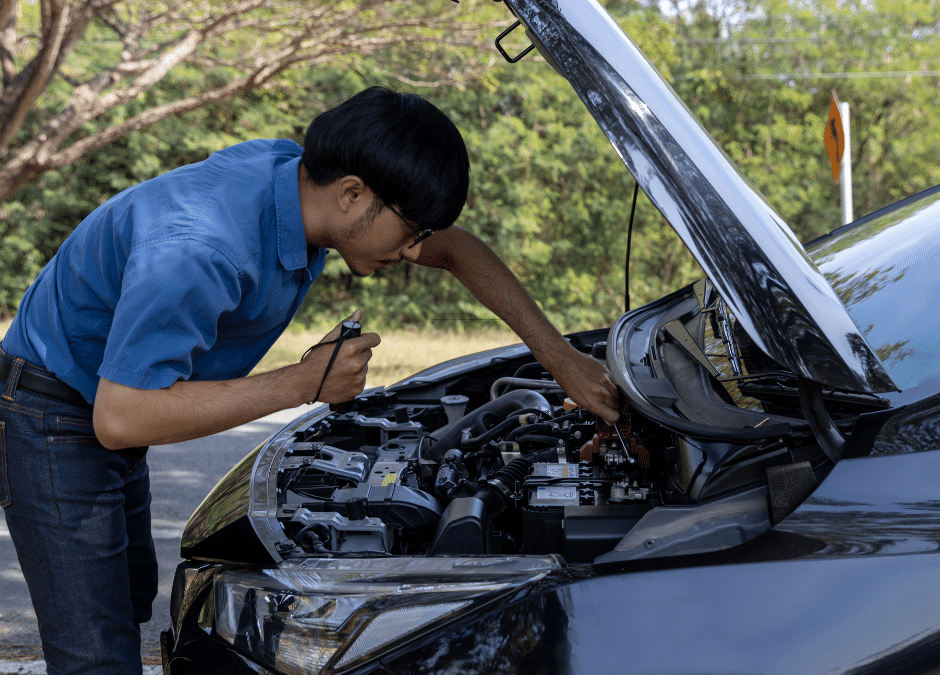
[0,354,92,409]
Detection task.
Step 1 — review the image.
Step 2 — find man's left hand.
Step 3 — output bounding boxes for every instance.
[410,226,622,424]
[547,347,621,425]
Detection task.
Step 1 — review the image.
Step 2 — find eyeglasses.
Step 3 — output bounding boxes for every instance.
[387,204,435,249]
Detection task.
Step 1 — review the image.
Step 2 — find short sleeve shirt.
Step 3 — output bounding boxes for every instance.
[2,139,327,404]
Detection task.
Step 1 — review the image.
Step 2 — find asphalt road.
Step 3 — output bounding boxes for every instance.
[0,405,317,669]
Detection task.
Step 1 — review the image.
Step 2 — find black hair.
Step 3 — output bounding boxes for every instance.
[302,86,470,231]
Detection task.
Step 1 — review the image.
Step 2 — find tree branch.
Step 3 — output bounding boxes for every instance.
[0,0,17,89]
[0,0,66,150]
[0,0,496,203]
[0,0,13,35]
[0,0,96,153]
[0,55,294,196]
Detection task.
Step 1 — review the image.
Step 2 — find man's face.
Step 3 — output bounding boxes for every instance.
[335,197,425,277]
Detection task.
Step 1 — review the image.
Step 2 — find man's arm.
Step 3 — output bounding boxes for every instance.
[94,319,380,450]
[413,226,620,424]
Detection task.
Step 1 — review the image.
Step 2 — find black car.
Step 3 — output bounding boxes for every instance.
[163,0,940,673]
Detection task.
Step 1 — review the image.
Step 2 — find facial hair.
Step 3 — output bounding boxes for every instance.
[339,200,384,277]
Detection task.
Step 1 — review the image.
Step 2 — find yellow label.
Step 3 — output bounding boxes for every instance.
[382,474,397,486]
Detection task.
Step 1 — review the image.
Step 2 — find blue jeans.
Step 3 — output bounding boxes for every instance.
[0,362,157,674]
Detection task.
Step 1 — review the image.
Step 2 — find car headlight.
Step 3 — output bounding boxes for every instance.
[215,555,562,674]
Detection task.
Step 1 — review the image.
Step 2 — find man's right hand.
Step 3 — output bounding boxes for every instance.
[93,310,380,450]
[299,309,381,404]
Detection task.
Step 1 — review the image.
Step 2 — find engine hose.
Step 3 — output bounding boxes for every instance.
[429,390,553,462]
[462,407,552,449]
[505,422,554,442]
[490,377,565,401]
[512,362,547,379]
[551,411,581,424]
[482,447,557,509]
[461,416,520,449]
[471,411,501,437]
[430,447,557,555]
[490,452,537,487]
[515,434,560,448]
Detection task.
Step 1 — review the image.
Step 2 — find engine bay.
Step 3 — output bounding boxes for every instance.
[167,278,900,569]
[275,374,666,564]
[268,323,856,564]
[251,279,897,566]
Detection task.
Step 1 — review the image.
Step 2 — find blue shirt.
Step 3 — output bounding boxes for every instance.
[2,139,327,404]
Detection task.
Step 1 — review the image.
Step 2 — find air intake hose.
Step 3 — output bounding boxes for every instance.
[428,448,555,555]
[428,389,552,462]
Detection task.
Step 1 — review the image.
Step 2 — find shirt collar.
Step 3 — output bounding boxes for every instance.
[274,156,311,271]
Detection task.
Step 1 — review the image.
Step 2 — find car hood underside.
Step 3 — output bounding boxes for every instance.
[505,0,896,394]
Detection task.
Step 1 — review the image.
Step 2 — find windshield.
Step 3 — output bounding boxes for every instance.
[809,187,940,405]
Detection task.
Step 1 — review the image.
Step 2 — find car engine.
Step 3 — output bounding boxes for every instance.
[274,351,668,564]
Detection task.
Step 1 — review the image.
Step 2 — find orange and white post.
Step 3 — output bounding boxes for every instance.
[825,91,853,225]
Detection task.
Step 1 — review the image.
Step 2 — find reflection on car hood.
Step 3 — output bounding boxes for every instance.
[506,0,897,393]
[808,185,940,404]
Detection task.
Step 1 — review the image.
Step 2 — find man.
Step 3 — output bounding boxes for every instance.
[0,86,619,674]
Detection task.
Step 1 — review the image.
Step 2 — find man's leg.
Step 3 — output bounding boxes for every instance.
[1,391,154,675]
[123,451,159,629]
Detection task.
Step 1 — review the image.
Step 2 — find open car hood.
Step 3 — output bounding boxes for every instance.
[505,0,897,394]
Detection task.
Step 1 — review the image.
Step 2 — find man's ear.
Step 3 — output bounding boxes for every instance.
[336,175,369,214]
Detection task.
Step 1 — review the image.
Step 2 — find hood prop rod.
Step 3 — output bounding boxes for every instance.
[797,376,846,463]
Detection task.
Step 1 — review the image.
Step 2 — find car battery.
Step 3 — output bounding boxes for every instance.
[525,462,593,507]
[523,462,591,555]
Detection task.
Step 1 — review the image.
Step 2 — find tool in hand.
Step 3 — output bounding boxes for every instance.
[329,321,362,414]
[302,319,362,411]
[612,420,637,465]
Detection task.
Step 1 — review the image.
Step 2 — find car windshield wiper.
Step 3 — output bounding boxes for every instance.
[714,298,743,376]
[737,375,890,412]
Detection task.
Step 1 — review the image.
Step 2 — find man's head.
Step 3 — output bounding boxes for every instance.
[301,87,470,235]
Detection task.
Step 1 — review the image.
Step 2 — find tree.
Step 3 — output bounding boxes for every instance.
[0,0,493,204]
[293,5,704,332]
[666,0,940,241]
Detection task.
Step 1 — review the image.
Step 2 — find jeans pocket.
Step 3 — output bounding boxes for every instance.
[53,414,98,442]
[0,421,9,508]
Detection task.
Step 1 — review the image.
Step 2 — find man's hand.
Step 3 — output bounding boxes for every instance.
[545,346,621,425]
[299,309,381,404]
[94,310,380,450]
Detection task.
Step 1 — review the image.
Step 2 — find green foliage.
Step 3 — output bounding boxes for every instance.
[298,4,701,333]
[3,0,940,335]
[669,0,940,241]
[0,205,44,314]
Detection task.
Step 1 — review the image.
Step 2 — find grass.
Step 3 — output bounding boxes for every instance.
[0,318,520,389]
[255,323,520,387]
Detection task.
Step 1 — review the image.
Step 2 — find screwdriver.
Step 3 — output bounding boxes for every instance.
[612,418,636,465]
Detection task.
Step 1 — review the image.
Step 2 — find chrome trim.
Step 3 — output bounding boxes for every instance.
[248,404,334,562]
